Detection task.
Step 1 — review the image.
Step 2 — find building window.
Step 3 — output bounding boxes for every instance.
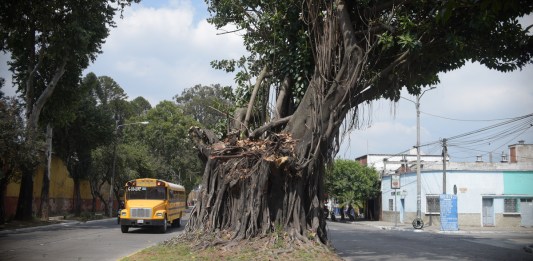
[504,198,519,213]
[389,199,393,211]
[521,199,533,203]
[426,196,440,213]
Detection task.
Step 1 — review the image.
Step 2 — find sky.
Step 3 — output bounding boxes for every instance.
[1,0,532,162]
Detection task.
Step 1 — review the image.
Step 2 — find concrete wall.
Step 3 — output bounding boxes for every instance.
[382,211,522,228]
[504,171,533,194]
[511,143,533,163]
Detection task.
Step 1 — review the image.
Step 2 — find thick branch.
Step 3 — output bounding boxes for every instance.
[27,59,67,131]
[242,65,269,133]
[274,75,292,120]
[249,116,292,140]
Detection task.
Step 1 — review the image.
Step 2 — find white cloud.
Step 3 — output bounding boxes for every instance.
[85,1,247,105]
[339,62,533,160]
[431,64,533,117]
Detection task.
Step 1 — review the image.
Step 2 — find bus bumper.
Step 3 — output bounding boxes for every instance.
[120,218,166,227]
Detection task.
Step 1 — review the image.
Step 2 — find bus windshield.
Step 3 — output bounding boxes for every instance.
[126,186,166,200]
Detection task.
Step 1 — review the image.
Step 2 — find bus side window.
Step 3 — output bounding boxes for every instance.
[170,190,176,202]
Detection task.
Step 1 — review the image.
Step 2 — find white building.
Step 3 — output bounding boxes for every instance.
[355,148,444,177]
[380,142,533,228]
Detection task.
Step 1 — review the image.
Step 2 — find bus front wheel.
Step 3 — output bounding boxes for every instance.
[121,225,129,233]
[160,217,167,233]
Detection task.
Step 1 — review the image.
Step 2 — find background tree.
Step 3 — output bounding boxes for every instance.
[325,159,380,218]
[130,96,152,117]
[0,96,40,223]
[137,101,204,195]
[174,84,234,136]
[88,146,113,213]
[53,77,114,216]
[187,0,533,244]
[0,0,139,220]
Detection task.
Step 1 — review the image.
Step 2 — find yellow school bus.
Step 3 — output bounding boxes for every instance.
[119,178,186,233]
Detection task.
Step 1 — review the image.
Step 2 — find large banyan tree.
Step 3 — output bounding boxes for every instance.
[186,0,533,243]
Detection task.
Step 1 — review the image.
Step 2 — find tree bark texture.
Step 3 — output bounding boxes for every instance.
[0,175,8,224]
[15,169,34,221]
[187,0,399,243]
[73,177,82,216]
[186,133,319,242]
[39,124,53,220]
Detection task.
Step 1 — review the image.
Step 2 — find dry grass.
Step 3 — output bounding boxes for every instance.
[122,234,343,261]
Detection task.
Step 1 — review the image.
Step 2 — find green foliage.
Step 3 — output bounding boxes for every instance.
[121,101,203,194]
[0,97,41,182]
[53,75,115,180]
[113,141,161,187]
[325,159,380,206]
[174,84,235,137]
[130,96,152,117]
[206,0,533,105]
[206,0,312,107]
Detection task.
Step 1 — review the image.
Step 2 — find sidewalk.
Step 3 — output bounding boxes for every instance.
[349,219,533,234]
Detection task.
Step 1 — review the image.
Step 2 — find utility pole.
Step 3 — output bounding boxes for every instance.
[402,86,435,230]
[442,138,447,194]
[415,93,422,228]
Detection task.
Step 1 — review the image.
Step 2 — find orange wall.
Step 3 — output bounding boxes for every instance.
[5,155,111,218]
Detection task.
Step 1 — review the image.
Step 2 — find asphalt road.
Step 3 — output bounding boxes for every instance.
[0,218,185,261]
[327,221,533,261]
[2,218,532,261]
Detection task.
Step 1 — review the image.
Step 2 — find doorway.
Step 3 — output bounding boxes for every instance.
[482,198,494,226]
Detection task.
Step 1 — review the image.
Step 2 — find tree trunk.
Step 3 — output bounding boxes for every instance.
[27,59,67,131]
[15,169,34,221]
[186,130,328,243]
[242,65,269,134]
[186,0,382,244]
[89,179,106,213]
[273,75,293,120]
[0,175,8,224]
[39,124,53,220]
[73,177,82,216]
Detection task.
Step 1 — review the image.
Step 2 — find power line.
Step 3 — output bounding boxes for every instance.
[410,113,533,162]
[420,111,523,122]
[445,113,532,141]
[360,113,532,164]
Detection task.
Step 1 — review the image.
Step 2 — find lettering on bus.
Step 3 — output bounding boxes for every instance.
[127,187,144,192]
[136,179,156,187]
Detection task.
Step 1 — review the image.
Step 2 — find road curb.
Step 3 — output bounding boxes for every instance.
[0,217,116,235]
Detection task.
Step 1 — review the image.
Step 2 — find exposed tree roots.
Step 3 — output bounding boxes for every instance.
[163,230,337,260]
[186,130,328,244]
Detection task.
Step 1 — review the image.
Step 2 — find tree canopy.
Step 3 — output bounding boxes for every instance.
[174,84,235,135]
[186,0,533,244]
[0,0,140,220]
[325,159,380,208]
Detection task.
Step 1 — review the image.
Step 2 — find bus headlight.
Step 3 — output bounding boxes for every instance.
[121,211,126,216]
[156,213,163,217]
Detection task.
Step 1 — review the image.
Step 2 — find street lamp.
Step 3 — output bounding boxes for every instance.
[108,121,149,217]
[401,86,435,229]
